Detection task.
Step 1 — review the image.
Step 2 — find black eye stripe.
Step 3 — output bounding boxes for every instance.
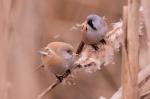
[87,19,97,30]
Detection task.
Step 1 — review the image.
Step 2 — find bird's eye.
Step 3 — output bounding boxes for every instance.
[66,49,72,54]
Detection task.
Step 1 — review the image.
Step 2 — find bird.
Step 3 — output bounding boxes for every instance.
[39,42,74,81]
[76,14,108,54]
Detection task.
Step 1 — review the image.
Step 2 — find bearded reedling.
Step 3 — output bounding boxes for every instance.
[39,42,74,81]
[76,14,108,54]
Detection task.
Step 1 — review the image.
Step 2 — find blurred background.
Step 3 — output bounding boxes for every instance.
[0,0,127,99]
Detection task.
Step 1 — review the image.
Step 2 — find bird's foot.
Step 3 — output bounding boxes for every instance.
[91,44,99,51]
[55,75,64,82]
[65,69,71,75]
[100,39,106,45]
[76,41,85,55]
[62,69,71,78]
[55,69,71,82]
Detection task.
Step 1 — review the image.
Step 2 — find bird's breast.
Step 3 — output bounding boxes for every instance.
[42,55,68,75]
[82,31,103,45]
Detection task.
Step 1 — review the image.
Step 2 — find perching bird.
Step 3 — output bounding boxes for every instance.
[39,42,74,81]
[76,14,108,54]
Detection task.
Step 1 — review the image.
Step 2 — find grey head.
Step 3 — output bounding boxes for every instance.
[86,14,104,31]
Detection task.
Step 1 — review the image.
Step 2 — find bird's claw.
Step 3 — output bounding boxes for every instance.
[55,69,71,82]
[91,45,99,51]
[55,75,64,82]
[100,39,106,45]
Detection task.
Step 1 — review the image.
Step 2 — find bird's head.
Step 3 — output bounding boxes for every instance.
[39,42,74,67]
[86,14,106,31]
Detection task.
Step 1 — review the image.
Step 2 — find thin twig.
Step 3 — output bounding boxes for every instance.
[36,80,61,99]
[36,69,71,99]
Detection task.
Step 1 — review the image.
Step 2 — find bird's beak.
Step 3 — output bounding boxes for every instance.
[38,48,49,56]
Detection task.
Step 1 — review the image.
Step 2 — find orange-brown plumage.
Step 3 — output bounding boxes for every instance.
[39,42,74,76]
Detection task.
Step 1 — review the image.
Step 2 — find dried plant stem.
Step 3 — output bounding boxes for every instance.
[36,80,61,99]
[139,0,150,99]
[36,62,108,99]
[36,69,71,99]
[140,90,150,99]
[111,65,150,99]
[121,0,140,98]
[121,6,129,99]
[76,40,85,54]
[141,0,150,59]
[138,74,150,88]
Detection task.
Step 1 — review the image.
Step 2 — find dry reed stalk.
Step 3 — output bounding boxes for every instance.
[121,0,140,98]
[109,4,150,99]
[110,65,150,99]
[141,0,150,61]
[121,6,129,99]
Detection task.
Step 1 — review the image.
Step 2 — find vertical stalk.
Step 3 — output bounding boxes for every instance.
[121,6,129,99]
[141,0,150,61]
[122,0,140,98]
